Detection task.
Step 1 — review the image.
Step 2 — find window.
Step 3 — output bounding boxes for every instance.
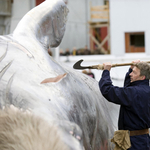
[125,32,145,53]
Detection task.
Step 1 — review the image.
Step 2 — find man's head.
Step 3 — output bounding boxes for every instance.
[130,62,150,82]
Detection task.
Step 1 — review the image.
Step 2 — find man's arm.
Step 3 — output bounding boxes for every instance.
[99,62,133,106]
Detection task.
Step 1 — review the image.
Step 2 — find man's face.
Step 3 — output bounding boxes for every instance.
[129,66,144,82]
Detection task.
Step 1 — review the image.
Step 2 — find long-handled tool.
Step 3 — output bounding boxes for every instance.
[73,59,150,70]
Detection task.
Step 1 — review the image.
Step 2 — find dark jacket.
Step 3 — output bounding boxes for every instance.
[99,68,150,150]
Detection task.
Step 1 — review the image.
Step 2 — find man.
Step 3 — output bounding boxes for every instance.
[99,60,150,150]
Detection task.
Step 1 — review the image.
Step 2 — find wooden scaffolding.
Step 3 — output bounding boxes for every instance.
[89,1,110,54]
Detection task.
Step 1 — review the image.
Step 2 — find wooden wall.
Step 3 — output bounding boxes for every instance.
[36,0,45,6]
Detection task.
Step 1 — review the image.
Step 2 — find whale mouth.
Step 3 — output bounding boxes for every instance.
[40,73,67,84]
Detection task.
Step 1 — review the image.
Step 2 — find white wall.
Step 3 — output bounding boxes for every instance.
[109,0,150,56]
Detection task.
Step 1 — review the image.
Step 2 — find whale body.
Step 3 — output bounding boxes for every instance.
[0,0,119,149]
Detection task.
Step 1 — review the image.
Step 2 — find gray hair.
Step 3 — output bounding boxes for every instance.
[135,62,150,79]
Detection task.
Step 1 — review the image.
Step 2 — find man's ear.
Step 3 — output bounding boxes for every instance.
[141,75,146,80]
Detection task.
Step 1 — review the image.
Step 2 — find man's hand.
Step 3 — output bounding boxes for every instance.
[130,60,140,69]
[103,62,112,71]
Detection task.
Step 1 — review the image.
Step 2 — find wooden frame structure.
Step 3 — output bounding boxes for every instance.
[89,1,110,54]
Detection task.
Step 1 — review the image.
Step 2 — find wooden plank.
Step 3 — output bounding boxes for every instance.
[88,21,108,25]
[90,28,94,50]
[91,6,108,11]
[125,33,130,53]
[89,33,108,54]
[89,24,108,29]
[91,14,109,19]
[101,47,106,53]
[100,35,109,47]
[93,28,101,42]
[91,8,109,12]
[135,47,145,52]
[90,34,101,48]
